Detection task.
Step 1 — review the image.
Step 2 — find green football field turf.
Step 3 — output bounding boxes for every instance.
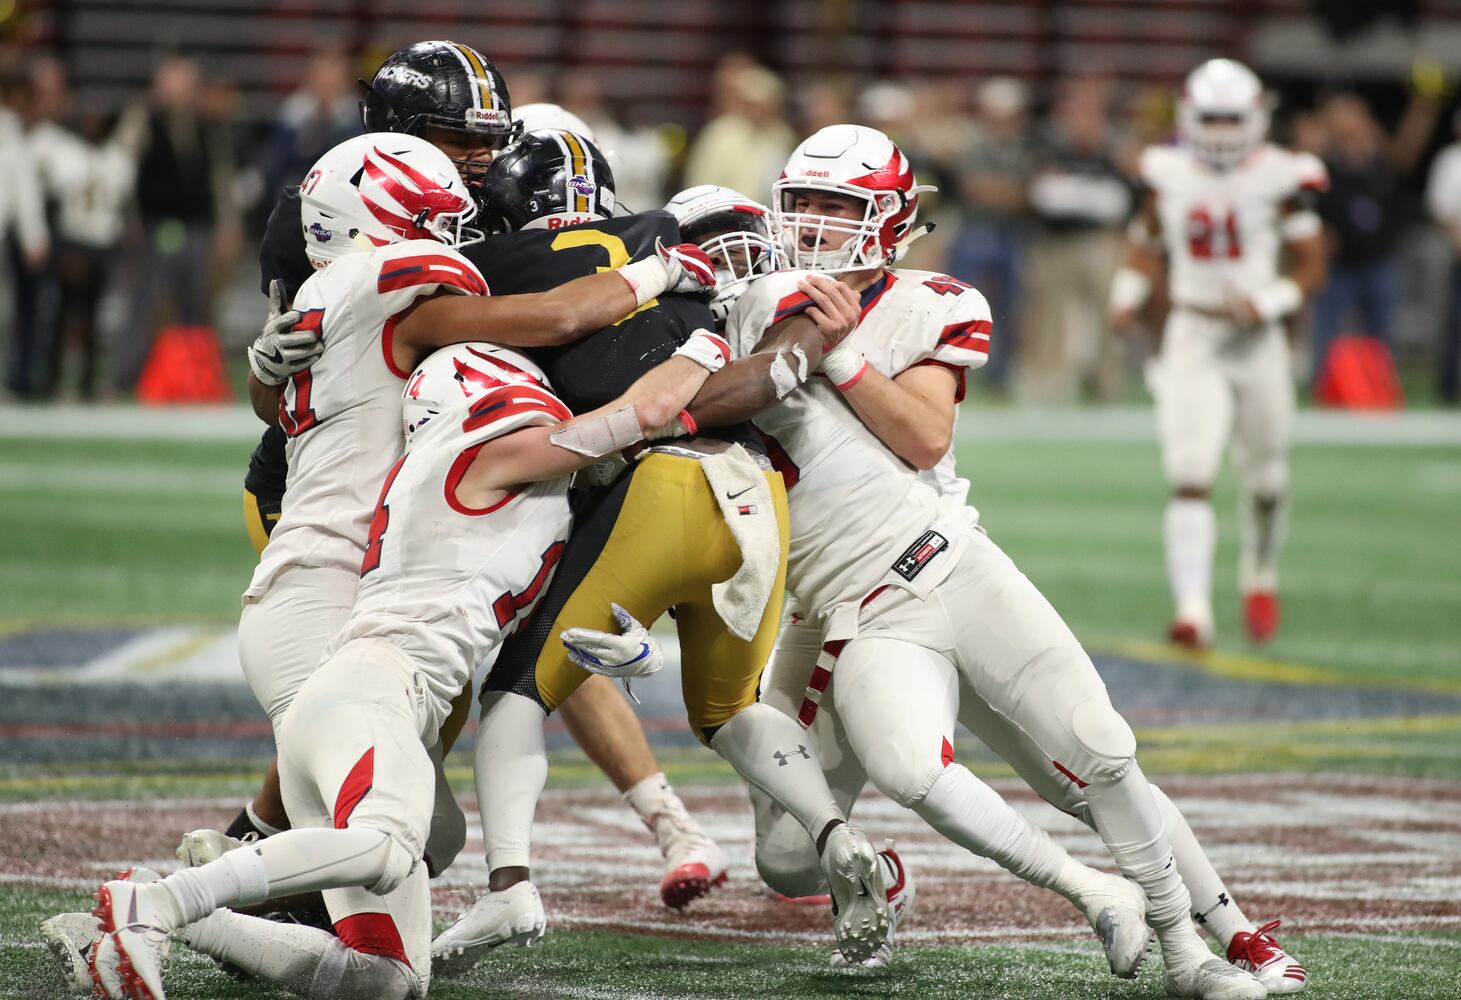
[1,413,1459,998]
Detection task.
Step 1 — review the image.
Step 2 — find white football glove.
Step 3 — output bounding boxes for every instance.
[561,603,663,702]
[246,279,317,387]
[655,238,718,295]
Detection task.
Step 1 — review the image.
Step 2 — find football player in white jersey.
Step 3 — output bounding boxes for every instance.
[674,125,1278,999]
[1110,58,1328,650]
[89,338,717,1000]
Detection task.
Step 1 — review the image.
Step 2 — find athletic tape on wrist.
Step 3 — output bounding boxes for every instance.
[549,405,644,457]
[673,330,732,372]
[1250,277,1303,323]
[616,257,669,308]
[1109,267,1153,314]
[820,342,866,388]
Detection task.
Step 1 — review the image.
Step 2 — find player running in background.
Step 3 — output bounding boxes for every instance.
[89,338,714,1000]
[232,42,728,907]
[1110,58,1328,651]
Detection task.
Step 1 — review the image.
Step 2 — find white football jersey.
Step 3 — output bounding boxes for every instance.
[331,350,574,735]
[245,240,489,600]
[726,268,989,627]
[1142,142,1327,311]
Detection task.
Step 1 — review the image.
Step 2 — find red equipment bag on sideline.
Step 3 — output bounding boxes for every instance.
[1314,335,1403,410]
[135,326,233,405]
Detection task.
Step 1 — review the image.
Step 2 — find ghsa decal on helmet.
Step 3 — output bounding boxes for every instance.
[402,342,551,450]
[772,125,936,274]
[665,184,782,324]
[1178,58,1270,170]
[475,128,616,233]
[299,133,482,268]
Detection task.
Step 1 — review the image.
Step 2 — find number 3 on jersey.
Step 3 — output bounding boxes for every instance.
[551,229,658,324]
[278,308,327,436]
[1187,205,1243,260]
[361,456,406,577]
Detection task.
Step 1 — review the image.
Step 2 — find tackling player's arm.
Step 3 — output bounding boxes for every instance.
[247,376,282,426]
[679,275,862,427]
[836,363,958,472]
[450,353,716,505]
[390,241,715,372]
[1109,189,1165,333]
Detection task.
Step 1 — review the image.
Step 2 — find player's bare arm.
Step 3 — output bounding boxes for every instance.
[839,362,959,471]
[390,240,715,372]
[452,354,714,504]
[1109,190,1166,333]
[1226,197,1329,327]
[247,376,283,426]
[678,276,860,427]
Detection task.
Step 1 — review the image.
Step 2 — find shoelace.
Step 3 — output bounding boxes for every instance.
[1241,919,1285,965]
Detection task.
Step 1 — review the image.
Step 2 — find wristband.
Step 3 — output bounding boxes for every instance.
[673,330,732,372]
[820,342,867,390]
[1249,277,1304,323]
[616,257,669,307]
[1109,267,1153,314]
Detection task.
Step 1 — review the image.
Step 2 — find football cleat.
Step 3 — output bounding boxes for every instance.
[176,828,247,868]
[92,876,173,1000]
[819,823,890,966]
[1227,918,1306,993]
[42,910,108,995]
[430,880,546,978]
[831,843,914,970]
[90,931,122,999]
[651,804,728,910]
[1070,872,1151,979]
[1169,619,1212,651]
[1243,592,1279,645]
[1163,953,1266,1000]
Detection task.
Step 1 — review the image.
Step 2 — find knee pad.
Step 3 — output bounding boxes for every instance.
[754,812,826,898]
[861,738,945,809]
[1069,698,1136,785]
[315,936,416,1000]
[364,832,417,897]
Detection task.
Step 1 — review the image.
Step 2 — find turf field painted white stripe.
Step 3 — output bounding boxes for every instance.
[4,404,1459,446]
[0,461,243,497]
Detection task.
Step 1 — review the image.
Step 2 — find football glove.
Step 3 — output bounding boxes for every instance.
[655,238,718,295]
[246,279,317,387]
[561,603,663,703]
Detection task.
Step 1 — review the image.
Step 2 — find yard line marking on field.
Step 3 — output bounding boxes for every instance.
[1106,638,1461,695]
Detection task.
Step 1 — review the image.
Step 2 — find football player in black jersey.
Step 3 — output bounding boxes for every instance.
[231,42,728,910]
[429,128,891,973]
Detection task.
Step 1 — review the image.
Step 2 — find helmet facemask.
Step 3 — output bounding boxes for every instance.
[772,183,907,274]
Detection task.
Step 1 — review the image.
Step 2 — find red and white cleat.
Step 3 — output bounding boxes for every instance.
[1228,918,1306,993]
[92,874,172,1000]
[1169,620,1211,651]
[831,843,914,970]
[1243,592,1279,645]
[653,808,727,910]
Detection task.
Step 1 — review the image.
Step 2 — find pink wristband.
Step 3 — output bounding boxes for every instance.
[678,409,698,436]
[833,358,869,391]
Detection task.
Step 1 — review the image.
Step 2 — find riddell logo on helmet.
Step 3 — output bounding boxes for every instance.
[797,169,831,178]
[546,215,595,230]
[465,108,509,127]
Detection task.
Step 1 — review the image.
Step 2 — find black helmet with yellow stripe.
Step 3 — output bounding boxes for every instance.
[361,40,520,150]
[476,128,617,233]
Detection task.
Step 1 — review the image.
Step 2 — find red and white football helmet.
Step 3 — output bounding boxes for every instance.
[300,132,481,269]
[771,124,934,273]
[1178,59,1270,170]
[402,342,549,450]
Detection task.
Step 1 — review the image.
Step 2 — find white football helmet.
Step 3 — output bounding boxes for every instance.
[402,342,550,450]
[513,103,599,147]
[1178,59,1270,170]
[665,184,782,322]
[771,124,934,274]
[299,132,481,269]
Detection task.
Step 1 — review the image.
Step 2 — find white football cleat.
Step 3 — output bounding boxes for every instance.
[431,880,546,978]
[176,828,246,867]
[90,932,123,999]
[819,823,890,966]
[650,804,728,910]
[1163,952,1266,1000]
[1069,871,1152,978]
[41,911,106,995]
[830,843,914,970]
[92,876,173,1000]
[1227,918,1306,993]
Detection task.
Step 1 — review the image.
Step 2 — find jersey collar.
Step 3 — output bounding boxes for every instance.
[858,271,897,319]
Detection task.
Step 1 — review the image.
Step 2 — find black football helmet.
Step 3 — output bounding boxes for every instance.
[360,40,521,187]
[476,129,617,233]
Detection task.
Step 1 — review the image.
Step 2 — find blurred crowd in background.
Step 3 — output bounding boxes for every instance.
[4,43,1461,407]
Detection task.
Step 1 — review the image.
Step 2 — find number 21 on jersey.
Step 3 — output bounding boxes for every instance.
[1187,205,1243,260]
